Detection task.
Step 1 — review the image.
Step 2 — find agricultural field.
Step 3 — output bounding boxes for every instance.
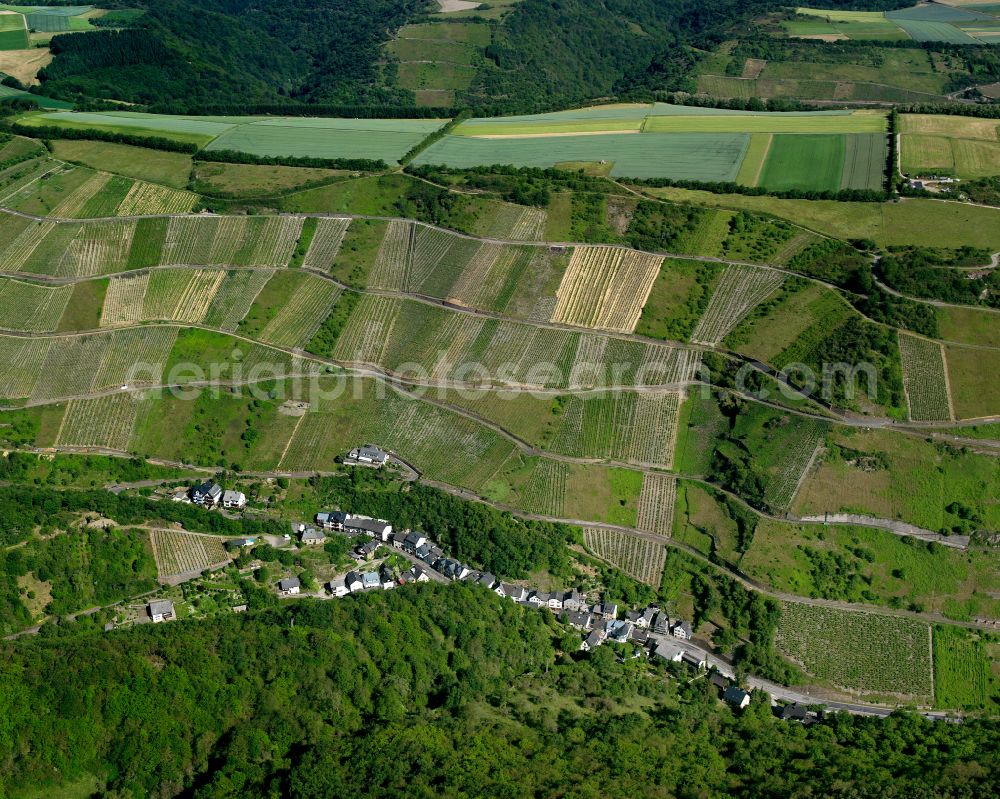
[944,344,1000,420]
[582,527,666,586]
[0,278,72,332]
[550,246,664,332]
[775,601,934,703]
[162,216,302,267]
[792,427,1000,532]
[690,264,785,345]
[899,113,1000,179]
[724,281,851,366]
[758,135,845,193]
[149,529,231,580]
[302,217,351,272]
[788,5,999,44]
[50,140,193,188]
[258,275,342,349]
[635,258,724,343]
[191,162,349,197]
[55,393,141,451]
[636,473,677,537]
[0,9,28,50]
[19,111,449,164]
[936,304,1000,349]
[389,22,486,105]
[932,626,1000,711]
[898,333,953,421]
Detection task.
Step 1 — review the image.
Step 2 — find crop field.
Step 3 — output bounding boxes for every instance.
[203,117,447,164]
[114,180,197,215]
[775,602,934,702]
[0,335,51,398]
[0,10,28,50]
[582,527,666,586]
[104,268,249,325]
[636,472,677,537]
[551,246,664,332]
[28,326,177,401]
[259,275,342,349]
[761,421,826,511]
[474,203,547,241]
[454,245,567,318]
[162,216,303,267]
[643,112,886,134]
[302,217,351,271]
[414,132,750,181]
[367,219,412,291]
[150,529,230,580]
[0,279,72,332]
[548,390,681,467]
[55,393,141,451]
[944,344,999,420]
[691,264,785,345]
[100,271,149,326]
[408,225,483,296]
[330,295,401,365]
[932,626,998,710]
[899,114,1000,178]
[792,5,996,43]
[841,133,887,190]
[759,134,846,192]
[898,333,952,421]
[202,269,273,331]
[491,456,568,517]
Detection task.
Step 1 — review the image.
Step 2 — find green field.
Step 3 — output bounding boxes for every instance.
[776,601,934,702]
[932,625,1000,710]
[415,132,751,180]
[49,140,193,189]
[0,11,28,50]
[20,112,449,164]
[758,134,846,193]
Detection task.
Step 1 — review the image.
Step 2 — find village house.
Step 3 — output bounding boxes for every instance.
[501,583,527,602]
[300,528,326,546]
[562,589,585,612]
[328,578,350,598]
[780,703,809,722]
[345,571,364,594]
[682,650,707,670]
[638,607,657,629]
[361,571,381,590]
[316,511,349,531]
[561,610,593,631]
[476,573,497,590]
[672,620,693,640]
[411,566,430,583]
[345,516,392,539]
[580,629,605,652]
[631,628,649,645]
[652,612,672,635]
[380,566,397,590]
[148,600,175,623]
[606,619,633,643]
[354,540,380,561]
[347,444,389,467]
[403,532,426,553]
[653,641,684,663]
[594,602,618,621]
[222,490,247,510]
[191,481,223,507]
[528,590,548,607]
[723,686,751,710]
[278,577,301,596]
[391,531,408,549]
[227,536,255,550]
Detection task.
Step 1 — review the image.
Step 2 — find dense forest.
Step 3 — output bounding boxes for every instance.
[2,585,999,797]
[26,0,933,113]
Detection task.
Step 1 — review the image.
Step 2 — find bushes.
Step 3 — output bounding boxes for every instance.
[194,149,386,171]
[8,122,198,153]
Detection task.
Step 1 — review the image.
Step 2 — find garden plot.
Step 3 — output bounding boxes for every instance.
[583,527,666,586]
[331,294,401,365]
[0,279,72,332]
[636,473,677,537]
[260,276,342,349]
[115,181,197,216]
[56,393,141,451]
[150,529,230,580]
[202,270,273,331]
[0,335,49,398]
[302,217,351,271]
[762,422,827,511]
[101,272,150,326]
[368,219,413,290]
[775,602,933,703]
[691,264,785,345]
[551,246,664,332]
[899,332,953,421]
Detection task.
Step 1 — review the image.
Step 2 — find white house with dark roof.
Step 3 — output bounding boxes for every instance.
[316,511,349,531]
[328,578,350,598]
[580,629,605,652]
[148,600,175,623]
[672,620,693,640]
[653,641,684,663]
[300,528,326,546]
[723,686,751,710]
[345,571,364,593]
[278,577,301,596]
[347,445,388,467]
[191,481,223,507]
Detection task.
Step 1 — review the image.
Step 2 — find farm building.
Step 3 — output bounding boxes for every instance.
[222,490,246,509]
[148,600,175,623]
[347,444,388,467]
[278,577,301,596]
[191,481,223,507]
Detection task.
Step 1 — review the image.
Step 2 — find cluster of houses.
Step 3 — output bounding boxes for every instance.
[182,481,247,511]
